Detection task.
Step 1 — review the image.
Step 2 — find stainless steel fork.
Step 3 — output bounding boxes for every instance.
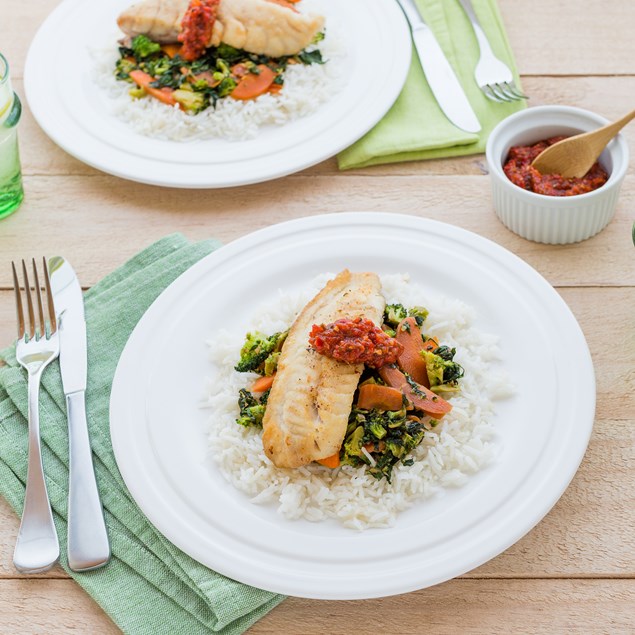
[457,0,528,102]
[12,258,60,574]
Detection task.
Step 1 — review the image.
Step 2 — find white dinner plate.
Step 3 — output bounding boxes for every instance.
[109,212,595,599]
[24,0,410,188]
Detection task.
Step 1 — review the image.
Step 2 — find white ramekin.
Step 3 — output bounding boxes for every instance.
[485,106,629,244]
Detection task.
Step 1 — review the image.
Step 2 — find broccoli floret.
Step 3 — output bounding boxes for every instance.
[311,31,326,45]
[173,88,207,113]
[235,330,288,374]
[342,426,364,460]
[217,76,238,97]
[383,304,429,328]
[368,421,387,440]
[263,351,281,377]
[422,349,465,388]
[383,303,408,328]
[115,57,137,81]
[236,388,266,427]
[146,57,173,78]
[407,306,429,326]
[386,440,405,458]
[131,35,161,59]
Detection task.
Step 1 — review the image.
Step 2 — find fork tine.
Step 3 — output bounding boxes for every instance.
[43,257,57,335]
[21,260,35,340]
[497,83,516,101]
[491,83,513,102]
[505,81,528,100]
[482,84,504,103]
[498,82,521,101]
[11,262,25,340]
[32,258,45,339]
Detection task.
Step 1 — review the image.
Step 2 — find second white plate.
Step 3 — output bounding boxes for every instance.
[24,0,411,188]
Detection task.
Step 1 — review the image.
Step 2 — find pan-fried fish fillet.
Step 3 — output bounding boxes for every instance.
[262,271,385,468]
[117,0,325,57]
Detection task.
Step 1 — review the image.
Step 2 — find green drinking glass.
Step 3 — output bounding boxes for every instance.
[0,53,24,220]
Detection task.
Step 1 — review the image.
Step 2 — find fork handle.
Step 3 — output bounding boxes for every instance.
[457,0,496,56]
[67,391,110,571]
[13,371,60,574]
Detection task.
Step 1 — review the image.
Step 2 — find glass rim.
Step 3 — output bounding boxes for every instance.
[0,53,8,86]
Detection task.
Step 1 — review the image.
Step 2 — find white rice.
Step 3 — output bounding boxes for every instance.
[92,0,344,141]
[203,273,514,530]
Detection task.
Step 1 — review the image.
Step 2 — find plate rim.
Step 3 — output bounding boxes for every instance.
[109,212,595,599]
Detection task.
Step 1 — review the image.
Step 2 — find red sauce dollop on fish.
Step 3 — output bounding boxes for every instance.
[309,317,403,368]
[503,136,609,196]
[179,0,220,61]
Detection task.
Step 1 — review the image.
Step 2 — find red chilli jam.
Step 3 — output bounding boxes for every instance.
[179,0,220,62]
[309,317,403,368]
[503,136,609,197]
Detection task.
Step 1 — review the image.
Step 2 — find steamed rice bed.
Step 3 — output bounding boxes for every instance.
[204,273,512,530]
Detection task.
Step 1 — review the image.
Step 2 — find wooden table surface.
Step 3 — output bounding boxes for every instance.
[1,0,634,632]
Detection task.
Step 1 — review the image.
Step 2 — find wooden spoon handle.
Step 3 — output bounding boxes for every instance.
[592,109,635,147]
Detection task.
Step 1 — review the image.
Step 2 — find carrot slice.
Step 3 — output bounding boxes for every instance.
[378,365,452,420]
[357,384,404,411]
[251,374,275,393]
[316,453,340,468]
[161,43,182,58]
[129,70,177,107]
[401,380,452,420]
[230,65,277,101]
[395,317,429,387]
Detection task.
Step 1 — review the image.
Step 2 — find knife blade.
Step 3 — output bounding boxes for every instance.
[49,256,110,572]
[396,0,481,133]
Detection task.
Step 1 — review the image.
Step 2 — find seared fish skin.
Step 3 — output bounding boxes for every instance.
[262,271,385,468]
[117,0,325,57]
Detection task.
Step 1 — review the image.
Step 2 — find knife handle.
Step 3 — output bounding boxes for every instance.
[66,391,110,571]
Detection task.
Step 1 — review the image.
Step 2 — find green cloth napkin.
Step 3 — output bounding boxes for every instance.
[0,235,284,635]
[338,0,525,169]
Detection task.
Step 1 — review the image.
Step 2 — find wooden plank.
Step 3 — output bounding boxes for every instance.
[4,0,635,79]
[499,1,635,76]
[0,579,120,634]
[12,76,635,179]
[0,578,632,634]
[253,580,635,634]
[0,175,633,289]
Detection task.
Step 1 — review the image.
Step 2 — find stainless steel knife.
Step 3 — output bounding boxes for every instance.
[396,0,482,133]
[49,256,110,572]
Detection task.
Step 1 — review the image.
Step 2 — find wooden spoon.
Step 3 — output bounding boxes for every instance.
[531,108,635,178]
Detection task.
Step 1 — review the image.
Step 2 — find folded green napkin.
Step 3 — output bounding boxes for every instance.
[338,0,525,169]
[0,235,284,635]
